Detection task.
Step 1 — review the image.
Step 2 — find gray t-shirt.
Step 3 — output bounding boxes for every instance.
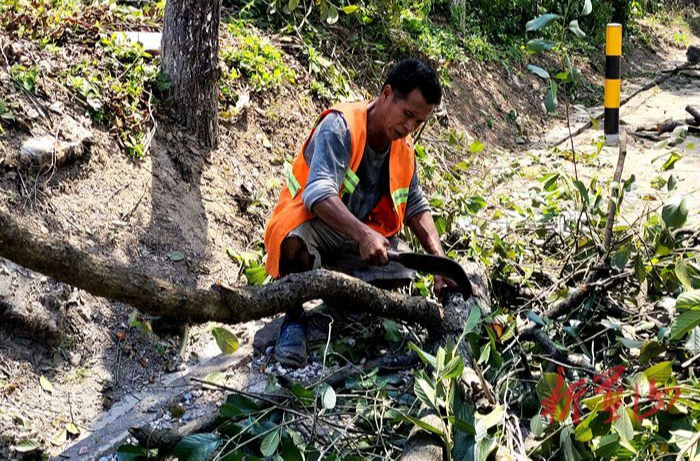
[300,112,430,224]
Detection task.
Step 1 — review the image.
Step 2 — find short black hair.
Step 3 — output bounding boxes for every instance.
[382,58,442,106]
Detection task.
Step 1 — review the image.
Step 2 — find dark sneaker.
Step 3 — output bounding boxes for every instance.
[275,315,308,368]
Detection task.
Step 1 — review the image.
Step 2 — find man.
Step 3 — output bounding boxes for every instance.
[264,58,452,367]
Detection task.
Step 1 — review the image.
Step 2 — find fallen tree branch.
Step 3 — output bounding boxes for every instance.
[603,129,628,257]
[687,105,700,123]
[129,411,219,450]
[519,327,594,371]
[0,209,443,331]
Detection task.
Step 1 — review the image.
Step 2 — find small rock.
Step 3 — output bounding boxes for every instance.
[122,31,163,55]
[265,346,273,355]
[264,366,273,374]
[183,392,193,401]
[166,132,173,142]
[70,353,82,366]
[48,101,64,114]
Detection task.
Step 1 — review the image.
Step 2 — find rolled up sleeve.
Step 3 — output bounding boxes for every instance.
[301,113,352,212]
[404,164,431,222]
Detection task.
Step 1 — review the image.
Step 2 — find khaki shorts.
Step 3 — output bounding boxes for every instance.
[286,219,416,283]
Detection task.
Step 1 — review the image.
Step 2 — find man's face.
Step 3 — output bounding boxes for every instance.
[382,87,434,141]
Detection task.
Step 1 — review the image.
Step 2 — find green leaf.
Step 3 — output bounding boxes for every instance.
[478,343,491,364]
[527,64,550,79]
[475,405,503,441]
[529,414,549,437]
[448,416,476,435]
[325,5,339,24]
[582,0,592,15]
[643,361,673,384]
[66,422,80,435]
[639,340,666,365]
[677,290,700,311]
[662,197,688,229]
[341,5,359,13]
[440,356,464,380]
[536,372,571,422]
[403,414,444,436]
[50,428,67,446]
[382,319,402,342]
[414,370,437,410]
[15,440,40,453]
[573,179,589,205]
[465,196,487,214]
[545,81,558,113]
[320,383,336,410]
[676,257,693,291]
[203,371,226,387]
[613,407,634,441]
[409,343,437,368]
[685,327,700,355]
[670,310,700,341]
[173,433,221,461]
[612,244,632,270]
[40,376,54,393]
[260,428,281,457]
[595,433,620,458]
[211,327,239,355]
[568,19,586,38]
[219,393,259,418]
[244,266,268,285]
[117,445,158,461]
[575,411,597,442]
[527,310,546,326]
[526,39,557,53]
[464,306,481,334]
[661,152,683,171]
[668,175,677,191]
[526,13,560,31]
[169,251,185,262]
[287,0,299,11]
[469,139,485,153]
[290,383,315,405]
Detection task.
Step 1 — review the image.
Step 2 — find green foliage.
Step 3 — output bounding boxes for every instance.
[11,64,38,93]
[65,32,161,158]
[0,100,15,134]
[222,20,296,93]
[0,0,162,48]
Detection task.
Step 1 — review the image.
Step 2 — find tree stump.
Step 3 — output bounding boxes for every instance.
[162,0,220,149]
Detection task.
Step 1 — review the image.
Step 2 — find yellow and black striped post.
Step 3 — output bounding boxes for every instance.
[604,23,622,145]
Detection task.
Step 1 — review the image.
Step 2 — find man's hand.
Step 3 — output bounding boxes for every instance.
[359,228,391,265]
[433,274,458,297]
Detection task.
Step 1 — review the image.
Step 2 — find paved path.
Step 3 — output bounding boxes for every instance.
[536,53,700,228]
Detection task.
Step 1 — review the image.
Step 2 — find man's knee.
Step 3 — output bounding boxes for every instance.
[279,236,315,276]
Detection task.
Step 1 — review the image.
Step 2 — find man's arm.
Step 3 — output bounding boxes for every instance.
[407,210,457,295]
[406,210,445,257]
[312,197,390,265]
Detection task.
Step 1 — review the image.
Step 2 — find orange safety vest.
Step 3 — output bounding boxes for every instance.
[264,101,416,278]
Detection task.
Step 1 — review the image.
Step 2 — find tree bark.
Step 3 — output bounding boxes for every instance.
[162,0,220,149]
[0,209,443,330]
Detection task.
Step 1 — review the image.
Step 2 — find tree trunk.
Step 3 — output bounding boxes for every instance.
[0,209,443,330]
[162,0,220,149]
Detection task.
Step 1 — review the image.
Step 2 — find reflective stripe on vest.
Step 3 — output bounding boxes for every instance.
[392,187,410,208]
[286,167,302,198]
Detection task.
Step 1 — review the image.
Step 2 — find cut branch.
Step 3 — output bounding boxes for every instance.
[603,129,628,257]
[0,209,443,331]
